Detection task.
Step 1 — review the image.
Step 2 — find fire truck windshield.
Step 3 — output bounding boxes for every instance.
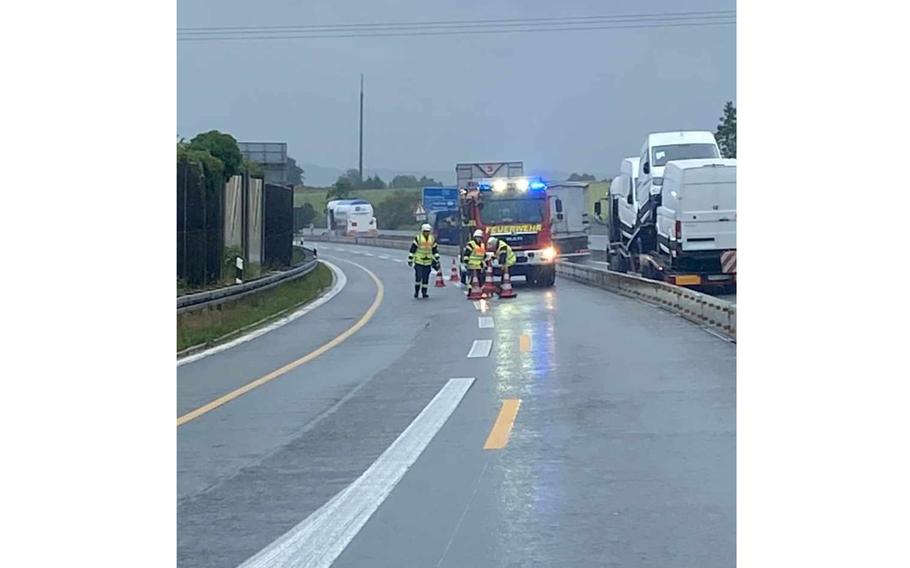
[480,198,545,224]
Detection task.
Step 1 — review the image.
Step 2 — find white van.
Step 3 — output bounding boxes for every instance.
[611,157,640,239]
[656,159,736,262]
[636,131,721,205]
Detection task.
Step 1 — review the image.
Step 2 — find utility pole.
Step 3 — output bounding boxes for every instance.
[358,73,364,183]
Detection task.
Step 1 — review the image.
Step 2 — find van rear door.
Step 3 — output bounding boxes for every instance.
[678,165,736,252]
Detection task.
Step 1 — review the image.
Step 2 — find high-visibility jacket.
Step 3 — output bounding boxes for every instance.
[462,240,486,269]
[495,241,516,267]
[408,233,439,266]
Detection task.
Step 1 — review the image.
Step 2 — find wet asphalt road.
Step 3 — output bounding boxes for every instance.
[177,242,735,567]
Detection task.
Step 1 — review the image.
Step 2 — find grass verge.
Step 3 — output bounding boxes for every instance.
[177,262,333,353]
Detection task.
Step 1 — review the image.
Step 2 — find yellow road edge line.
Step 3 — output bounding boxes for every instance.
[519,334,531,352]
[176,260,385,428]
[483,399,522,450]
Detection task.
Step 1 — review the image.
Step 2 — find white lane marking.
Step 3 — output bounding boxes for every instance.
[473,301,481,311]
[478,316,494,329]
[362,252,374,257]
[177,261,346,368]
[392,259,403,263]
[238,378,475,568]
[378,255,390,260]
[467,339,493,358]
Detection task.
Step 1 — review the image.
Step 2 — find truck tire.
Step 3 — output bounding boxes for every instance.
[541,266,556,287]
[524,266,537,287]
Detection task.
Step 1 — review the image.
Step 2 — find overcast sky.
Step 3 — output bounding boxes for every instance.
[177,0,735,184]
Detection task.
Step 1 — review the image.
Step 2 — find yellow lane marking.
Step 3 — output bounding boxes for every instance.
[177,260,384,428]
[484,399,522,450]
[519,334,531,352]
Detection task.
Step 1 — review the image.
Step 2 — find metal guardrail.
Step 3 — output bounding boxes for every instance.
[177,248,319,314]
[303,233,735,341]
[556,261,736,341]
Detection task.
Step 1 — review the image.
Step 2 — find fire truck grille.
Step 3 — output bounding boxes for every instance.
[500,233,538,248]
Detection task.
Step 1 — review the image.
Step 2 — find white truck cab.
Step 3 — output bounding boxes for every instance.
[637,131,722,205]
[656,159,736,259]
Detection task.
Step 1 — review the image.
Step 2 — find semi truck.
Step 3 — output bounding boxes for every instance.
[455,161,557,287]
[325,199,378,237]
[546,181,591,258]
[598,158,736,290]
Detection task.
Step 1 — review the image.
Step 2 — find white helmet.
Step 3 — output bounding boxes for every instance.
[473,229,484,239]
[421,223,432,232]
[487,237,498,248]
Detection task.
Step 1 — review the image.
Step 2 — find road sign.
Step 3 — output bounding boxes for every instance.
[421,187,459,214]
[415,203,427,221]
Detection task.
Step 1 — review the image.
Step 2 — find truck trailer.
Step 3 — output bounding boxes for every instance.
[601,158,736,290]
[546,181,591,258]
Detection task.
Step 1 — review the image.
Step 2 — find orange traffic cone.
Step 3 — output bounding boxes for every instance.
[498,268,517,298]
[467,270,483,300]
[481,262,496,298]
[435,267,446,288]
[450,258,460,282]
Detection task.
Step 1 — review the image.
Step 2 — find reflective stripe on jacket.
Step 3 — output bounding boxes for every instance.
[408,233,439,266]
[462,241,486,269]
[497,241,516,267]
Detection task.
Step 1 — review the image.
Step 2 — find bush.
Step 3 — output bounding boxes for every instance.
[375,190,421,229]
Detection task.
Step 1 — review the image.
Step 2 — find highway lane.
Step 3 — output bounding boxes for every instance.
[177,242,735,567]
[343,230,737,304]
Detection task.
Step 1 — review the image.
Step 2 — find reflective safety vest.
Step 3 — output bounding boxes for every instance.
[465,241,486,269]
[412,234,436,266]
[497,241,516,267]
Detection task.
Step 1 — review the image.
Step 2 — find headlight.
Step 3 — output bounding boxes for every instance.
[515,178,529,191]
[492,179,507,192]
[541,246,557,261]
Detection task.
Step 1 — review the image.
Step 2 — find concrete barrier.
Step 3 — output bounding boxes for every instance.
[556,261,736,341]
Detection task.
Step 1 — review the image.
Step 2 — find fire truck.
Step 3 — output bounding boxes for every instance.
[455,162,557,287]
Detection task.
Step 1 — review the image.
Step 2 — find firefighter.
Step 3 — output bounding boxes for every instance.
[487,237,516,272]
[462,229,486,292]
[408,223,440,299]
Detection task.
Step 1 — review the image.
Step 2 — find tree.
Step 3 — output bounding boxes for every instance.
[375,191,421,229]
[287,157,305,185]
[177,141,224,192]
[325,178,353,210]
[715,101,736,158]
[417,176,443,186]
[361,175,386,189]
[243,157,264,177]
[391,174,419,188]
[188,130,243,182]
[297,202,316,227]
[568,172,597,182]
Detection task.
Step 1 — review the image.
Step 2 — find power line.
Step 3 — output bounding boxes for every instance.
[177,18,735,43]
[178,10,735,34]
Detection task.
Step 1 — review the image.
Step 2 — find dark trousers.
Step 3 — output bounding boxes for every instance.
[414,263,431,294]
